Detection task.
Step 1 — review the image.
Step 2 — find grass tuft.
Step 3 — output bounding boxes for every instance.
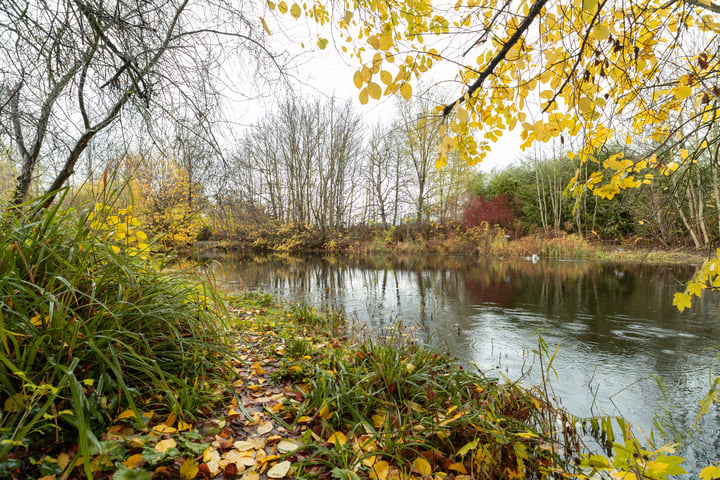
[0,196,230,477]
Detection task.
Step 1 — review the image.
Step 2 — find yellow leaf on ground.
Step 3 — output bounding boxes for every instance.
[116,409,136,420]
[179,458,199,479]
[242,471,260,480]
[257,420,274,435]
[267,460,292,478]
[164,412,177,427]
[413,456,432,476]
[155,438,177,453]
[234,440,255,451]
[124,454,144,469]
[369,460,390,480]
[153,424,177,434]
[448,462,467,473]
[371,414,384,428]
[204,447,222,475]
[221,450,251,471]
[277,439,300,452]
[318,403,332,420]
[57,453,70,470]
[327,431,347,446]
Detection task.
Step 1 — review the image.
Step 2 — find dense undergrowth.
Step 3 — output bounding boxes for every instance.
[0,198,230,478]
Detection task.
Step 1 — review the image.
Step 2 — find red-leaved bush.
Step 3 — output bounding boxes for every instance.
[463,194,517,229]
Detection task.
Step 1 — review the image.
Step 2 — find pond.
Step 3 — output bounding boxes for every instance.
[203,253,720,474]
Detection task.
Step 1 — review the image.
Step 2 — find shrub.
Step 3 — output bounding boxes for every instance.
[0,197,230,477]
[463,194,518,230]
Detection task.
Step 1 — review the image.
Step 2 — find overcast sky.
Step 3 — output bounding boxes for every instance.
[228,12,524,173]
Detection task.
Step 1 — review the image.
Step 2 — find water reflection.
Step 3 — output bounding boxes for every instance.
[205,253,720,473]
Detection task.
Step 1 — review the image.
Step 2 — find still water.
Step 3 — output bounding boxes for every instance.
[206,253,720,472]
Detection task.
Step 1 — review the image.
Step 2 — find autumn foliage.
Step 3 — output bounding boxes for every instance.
[462,194,517,230]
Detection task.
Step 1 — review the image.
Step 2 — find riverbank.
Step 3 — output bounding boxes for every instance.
[196,225,707,266]
[19,290,687,480]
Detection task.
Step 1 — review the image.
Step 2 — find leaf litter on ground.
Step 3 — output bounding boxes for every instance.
[38,294,593,480]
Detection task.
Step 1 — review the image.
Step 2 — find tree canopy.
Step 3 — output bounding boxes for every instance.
[269,0,720,306]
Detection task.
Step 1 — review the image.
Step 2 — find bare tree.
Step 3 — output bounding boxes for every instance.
[0,0,278,208]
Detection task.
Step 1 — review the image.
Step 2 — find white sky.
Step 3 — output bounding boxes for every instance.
[229,12,523,173]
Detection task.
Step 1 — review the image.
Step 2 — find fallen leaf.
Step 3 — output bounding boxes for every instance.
[267,460,291,478]
[318,403,332,420]
[327,431,347,446]
[117,409,136,420]
[179,458,199,479]
[233,440,255,451]
[369,460,389,480]
[57,453,70,470]
[277,439,300,453]
[124,454,144,469]
[153,424,177,434]
[413,457,432,476]
[155,438,177,453]
[448,462,467,473]
[221,450,250,471]
[242,470,260,480]
[203,447,222,476]
[164,412,177,427]
[257,421,274,435]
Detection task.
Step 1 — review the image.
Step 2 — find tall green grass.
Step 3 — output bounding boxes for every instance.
[0,196,229,477]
